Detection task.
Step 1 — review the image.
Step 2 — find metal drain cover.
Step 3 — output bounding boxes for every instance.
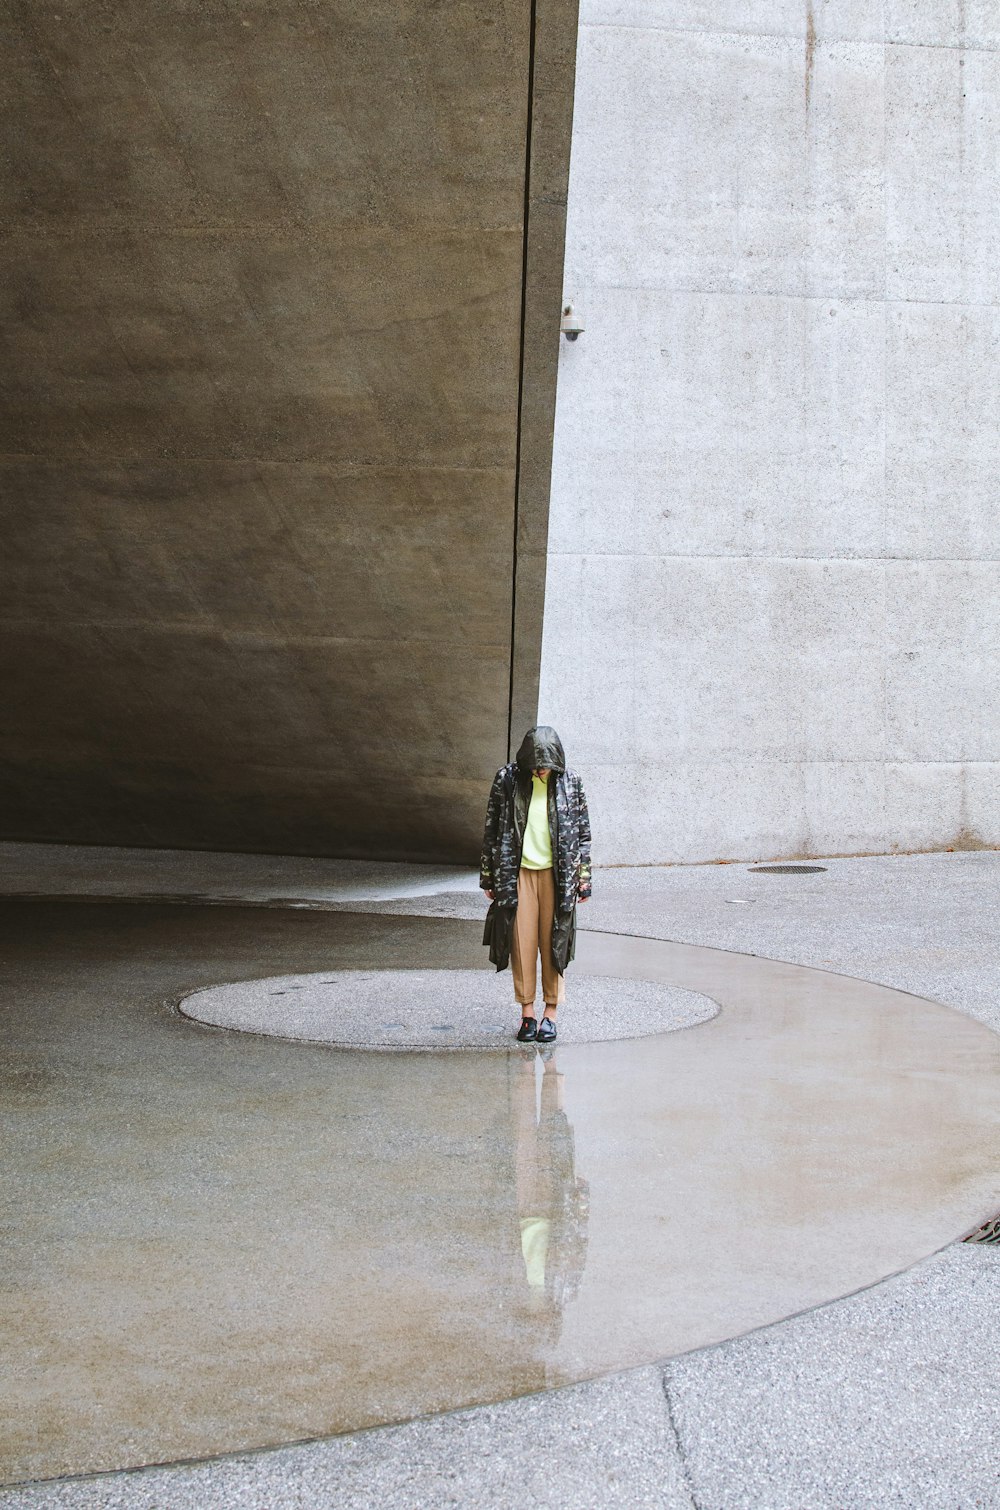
[965,1218,1000,1244]
[749,864,828,875]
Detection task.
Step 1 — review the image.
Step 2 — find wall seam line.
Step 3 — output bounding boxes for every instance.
[507,0,540,764]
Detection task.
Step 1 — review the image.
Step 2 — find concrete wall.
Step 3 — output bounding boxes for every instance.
[0,0,578,862]
[541,1,1000,864]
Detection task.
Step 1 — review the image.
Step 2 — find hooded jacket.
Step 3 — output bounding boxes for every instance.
[480,726,592,974]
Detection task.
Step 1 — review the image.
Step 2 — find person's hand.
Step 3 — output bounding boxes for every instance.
[484,889,495,901]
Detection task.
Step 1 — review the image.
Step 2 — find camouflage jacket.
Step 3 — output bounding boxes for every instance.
[480,726,592,974]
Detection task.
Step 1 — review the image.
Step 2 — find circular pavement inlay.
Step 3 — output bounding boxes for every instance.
[179,968,719,1048]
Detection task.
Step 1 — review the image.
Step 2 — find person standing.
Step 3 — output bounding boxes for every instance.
[480,726,592,1042]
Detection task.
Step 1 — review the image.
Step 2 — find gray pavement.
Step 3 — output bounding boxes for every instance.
[7,1245,1000,1510]
[181,967,716,1047]
[0,1369,692,1510]
[354,850,1000,1037]
[0,842,480,906]
[666,1244,1000,1510]
[3,846,1000,1509]
[592,851,1000,1038]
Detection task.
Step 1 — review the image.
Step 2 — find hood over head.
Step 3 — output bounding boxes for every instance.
[515,725,566,774]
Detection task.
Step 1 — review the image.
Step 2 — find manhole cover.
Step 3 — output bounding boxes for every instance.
[748,865,828,875]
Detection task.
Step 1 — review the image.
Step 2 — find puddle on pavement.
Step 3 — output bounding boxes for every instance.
[5,914,1000,1484]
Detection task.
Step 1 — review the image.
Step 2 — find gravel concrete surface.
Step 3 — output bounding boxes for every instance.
[0,1370,693,1510]
[665,1243,1000,1510]
[590,852,1000,1036]
[4,848,1000,1509]
[0,842,480,905]
[180,968,717,1047]
[348,851,1000,1035]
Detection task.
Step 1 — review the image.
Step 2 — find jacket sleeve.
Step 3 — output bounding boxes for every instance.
[576,779,592,900]
[480,770,504,891]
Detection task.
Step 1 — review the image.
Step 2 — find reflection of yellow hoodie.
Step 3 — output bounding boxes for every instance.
[519,1216,551,1290]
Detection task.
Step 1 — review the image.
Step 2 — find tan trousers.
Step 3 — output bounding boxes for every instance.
[511,866,566,1010]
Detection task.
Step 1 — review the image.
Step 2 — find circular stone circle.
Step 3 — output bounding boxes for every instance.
[180,968,719,1049]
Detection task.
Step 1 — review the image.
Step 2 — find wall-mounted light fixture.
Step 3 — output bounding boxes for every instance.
[560,303,585,341]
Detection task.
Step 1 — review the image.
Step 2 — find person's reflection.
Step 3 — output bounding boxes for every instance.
[511,1045,589,1341]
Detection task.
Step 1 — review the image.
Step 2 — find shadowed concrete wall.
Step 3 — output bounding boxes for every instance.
[0,0,577,861]
[541,1,1000,864]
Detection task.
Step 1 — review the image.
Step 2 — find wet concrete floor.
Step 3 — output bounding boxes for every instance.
[3,898,1000,1485]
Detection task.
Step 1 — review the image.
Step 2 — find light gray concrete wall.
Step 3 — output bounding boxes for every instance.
[540,1,1000,864]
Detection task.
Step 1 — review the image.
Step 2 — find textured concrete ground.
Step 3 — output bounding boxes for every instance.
[6,1246,1000,1510]
[3,845,1000,1509]
[0,1367,690,1510]
[181,967,717,1047]
[665,1244,1000,1510]
[358,849,1000,1036]
[12,898,993,1485]
[0,841,480,904]
[592,852,1000,1037]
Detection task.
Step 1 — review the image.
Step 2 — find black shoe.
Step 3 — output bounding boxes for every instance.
[516,1016,538,1042]
[537,1016,557,1043]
